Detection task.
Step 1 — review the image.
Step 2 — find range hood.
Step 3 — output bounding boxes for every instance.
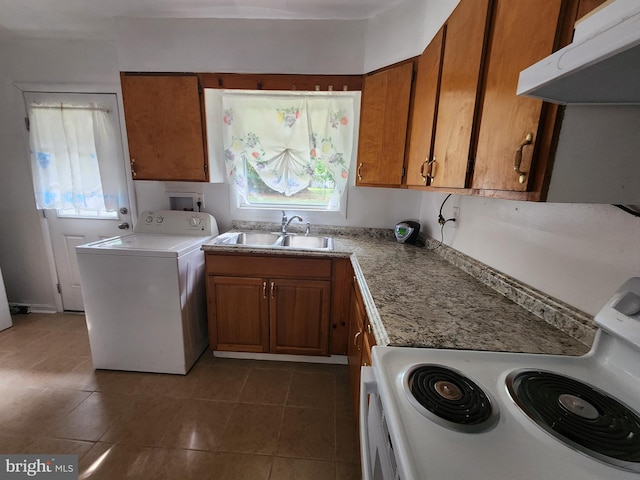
[517,0,640,104]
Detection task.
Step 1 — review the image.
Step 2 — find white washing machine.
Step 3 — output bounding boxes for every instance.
[76,210,219,374]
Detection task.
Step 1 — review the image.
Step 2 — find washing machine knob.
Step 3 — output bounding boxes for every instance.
[146,216,153,224]
[156,216,164,223]
[189,216,202,227]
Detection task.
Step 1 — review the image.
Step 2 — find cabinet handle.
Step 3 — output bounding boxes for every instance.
[270,281,275,299]
[367,323,372,334]
[130,158,137,178]
[419,158,429,183]
[262,281,267,299]
[426,157,436,184]
[357,163,363,181]
[514,133,533,184]
[354,331,362,350]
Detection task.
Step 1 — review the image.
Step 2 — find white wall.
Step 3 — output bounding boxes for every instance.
[0,37,120,310]
[419,193,640,316]
[363,0,458,72]
[547,105,640,204]
[115,17,367,74]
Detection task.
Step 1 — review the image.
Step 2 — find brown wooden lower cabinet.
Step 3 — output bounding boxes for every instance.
[348,273,376,419]
[207,276,269,353]
[270,278,331,356]
[206,253,332,356]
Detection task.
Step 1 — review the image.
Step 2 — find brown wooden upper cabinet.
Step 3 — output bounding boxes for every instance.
[471,0,566,193]
[406,0,492,189]
[356,61,414,187]
[430,0,492,189]
[120,73,209,182]
[576,0,610,20]
[405,27,445,187]
[403,0,579,200]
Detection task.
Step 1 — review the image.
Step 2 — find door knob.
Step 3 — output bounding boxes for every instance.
[118,222,130,230]
[119,207,128,215]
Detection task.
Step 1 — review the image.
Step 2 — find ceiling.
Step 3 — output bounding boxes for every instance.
[0,0,405,39]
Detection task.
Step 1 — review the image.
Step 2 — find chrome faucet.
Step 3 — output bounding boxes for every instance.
[280,210,303,234]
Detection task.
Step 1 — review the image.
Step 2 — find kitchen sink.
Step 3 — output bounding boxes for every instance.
[213,231,333,251]
[234,232,282,246]
[281,235,333,250]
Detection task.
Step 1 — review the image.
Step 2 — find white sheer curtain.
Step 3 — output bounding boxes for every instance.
[28,103,119,212]
[221,92,354,209]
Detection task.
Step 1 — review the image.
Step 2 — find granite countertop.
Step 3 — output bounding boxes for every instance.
[202,226,592,356]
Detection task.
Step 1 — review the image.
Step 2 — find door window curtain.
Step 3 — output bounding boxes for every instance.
[221,92,354,209]
[28,102,120,212]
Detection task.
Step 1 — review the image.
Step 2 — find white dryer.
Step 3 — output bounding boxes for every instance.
[76,210,218,374]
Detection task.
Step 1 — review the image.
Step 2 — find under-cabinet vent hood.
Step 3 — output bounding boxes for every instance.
[517,0,640,104]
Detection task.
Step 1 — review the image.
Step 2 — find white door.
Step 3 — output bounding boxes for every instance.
[25,92,133,311]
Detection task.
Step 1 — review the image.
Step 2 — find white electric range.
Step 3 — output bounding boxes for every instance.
[361,277,640,480]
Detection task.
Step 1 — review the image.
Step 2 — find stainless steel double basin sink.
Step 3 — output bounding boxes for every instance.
[213,231,334,251]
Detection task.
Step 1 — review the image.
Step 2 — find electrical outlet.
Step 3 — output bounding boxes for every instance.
[451,206,460,228]
[196,194,204,210]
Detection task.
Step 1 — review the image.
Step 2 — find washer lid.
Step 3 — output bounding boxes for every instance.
[76,233,210,257]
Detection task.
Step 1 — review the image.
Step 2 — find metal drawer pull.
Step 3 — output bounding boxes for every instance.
[420,158,429,179]
[270,281,275,299]
[514,133,533,184]
[354,331,362,350]
[427,157,436,183]
[262,281,267,299]
[357,163,363,181]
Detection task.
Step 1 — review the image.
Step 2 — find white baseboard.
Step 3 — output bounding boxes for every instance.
[9,303,57,314]
[213,351,348,365]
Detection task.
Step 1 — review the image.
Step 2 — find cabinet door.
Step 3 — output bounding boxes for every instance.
[121,74,208,182]
[429,0,492,189]
[406,27,446,187]
[472,0,564,192]
[270,279,331,356]
[208,276,269,353]
[348,278,366,417]
[357,62,414,186]
[576,0,609,20]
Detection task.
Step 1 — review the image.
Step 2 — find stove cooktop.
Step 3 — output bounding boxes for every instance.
[372,345,640,480]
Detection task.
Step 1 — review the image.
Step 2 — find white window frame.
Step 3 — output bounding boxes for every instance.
[205,89,361,221]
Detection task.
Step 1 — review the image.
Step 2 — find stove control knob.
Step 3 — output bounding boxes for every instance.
[145,216,153,224]
[156,216,164,224]
[189,216,202,227]
[613,291,640,316]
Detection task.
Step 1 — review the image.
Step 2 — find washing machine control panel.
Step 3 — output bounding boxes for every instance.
[134,211,219,236]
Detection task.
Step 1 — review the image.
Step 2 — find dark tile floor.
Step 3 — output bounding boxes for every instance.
[0,313,360,479]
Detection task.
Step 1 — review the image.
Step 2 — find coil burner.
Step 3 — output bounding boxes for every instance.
[403,364,498,433]
[507,369,640,473]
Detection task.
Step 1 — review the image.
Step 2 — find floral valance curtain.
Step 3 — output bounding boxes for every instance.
[221,92,354,209]
[28,103,119,212]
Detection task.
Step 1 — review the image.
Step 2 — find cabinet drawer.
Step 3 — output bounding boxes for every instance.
[206,254,332,279]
